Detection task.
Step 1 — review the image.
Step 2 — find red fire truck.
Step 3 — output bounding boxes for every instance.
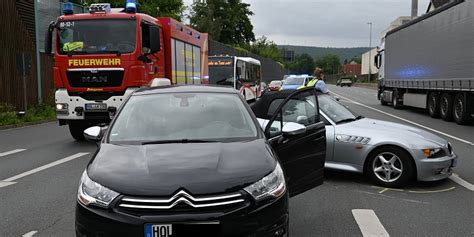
[45,2,208,140]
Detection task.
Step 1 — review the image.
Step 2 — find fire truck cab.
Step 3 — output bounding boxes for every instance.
[45,1,208,140]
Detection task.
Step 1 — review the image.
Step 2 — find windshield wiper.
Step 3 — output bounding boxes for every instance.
[142,139,217,145]
[336,118,357,124]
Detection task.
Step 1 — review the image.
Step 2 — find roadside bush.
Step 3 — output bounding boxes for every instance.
[0,104,55,127]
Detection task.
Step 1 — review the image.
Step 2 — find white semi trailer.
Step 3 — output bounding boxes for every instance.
[375,0,474,125]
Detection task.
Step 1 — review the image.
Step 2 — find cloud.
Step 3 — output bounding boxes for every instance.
[183,0,431,47]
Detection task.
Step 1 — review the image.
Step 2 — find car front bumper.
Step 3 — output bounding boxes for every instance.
[415,153,458,182]
[75,193,289,237]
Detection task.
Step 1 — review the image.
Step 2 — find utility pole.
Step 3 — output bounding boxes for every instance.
[367,22,372,83]
[412,0,418,19]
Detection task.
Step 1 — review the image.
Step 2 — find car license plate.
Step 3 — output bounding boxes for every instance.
[144,223,219,237]
[145,224,172,237]
[85,103,107,111]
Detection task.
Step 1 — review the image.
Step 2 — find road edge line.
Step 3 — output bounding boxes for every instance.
[0,149,27,157]
[449,173,474,191]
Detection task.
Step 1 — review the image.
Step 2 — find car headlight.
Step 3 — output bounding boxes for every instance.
[244,163,286,201]
[77,171,119,208]
[422,148,446,158]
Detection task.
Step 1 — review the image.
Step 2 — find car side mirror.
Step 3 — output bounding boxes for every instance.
[282,122,306,137]
[334,96,340,101]
[84,126,107,143]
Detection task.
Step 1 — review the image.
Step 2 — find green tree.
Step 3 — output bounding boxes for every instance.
[240,36,282,62]
[69,0,185,21]
[315,54,341,75]
[189,0,255,45]
[288,54,315,74]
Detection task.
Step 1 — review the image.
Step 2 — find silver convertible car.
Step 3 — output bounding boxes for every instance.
[251,91,458,187]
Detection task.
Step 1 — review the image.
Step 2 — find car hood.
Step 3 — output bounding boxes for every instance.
[337,118,448,147]
[87,139,276,196]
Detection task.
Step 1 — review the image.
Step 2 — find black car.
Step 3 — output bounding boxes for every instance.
[76,85,326,237]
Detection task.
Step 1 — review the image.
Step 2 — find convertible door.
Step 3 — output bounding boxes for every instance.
[265,88,326,197]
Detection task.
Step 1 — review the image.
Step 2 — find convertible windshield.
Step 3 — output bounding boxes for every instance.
[283,77,305,85]
[109,93,258,143]
[57,19,136,55]
[318,95,360,124]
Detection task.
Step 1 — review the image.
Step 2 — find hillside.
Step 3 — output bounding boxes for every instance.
[278,45,371,62]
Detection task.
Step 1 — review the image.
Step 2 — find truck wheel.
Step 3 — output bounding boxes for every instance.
[428,92,440,118]
[366,146,415,188]
[453,93,471,125]
[68,121,88,141]
[440,93,454,121]
[392,90,403,109]
[380,93,388,105]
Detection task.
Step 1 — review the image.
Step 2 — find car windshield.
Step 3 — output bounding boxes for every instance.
[109,92,258,143]
[318,95,360,124]
[283,77,305,85]
[57,19,136,55]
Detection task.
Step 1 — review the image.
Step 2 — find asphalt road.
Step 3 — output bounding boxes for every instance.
[0,85,473,236]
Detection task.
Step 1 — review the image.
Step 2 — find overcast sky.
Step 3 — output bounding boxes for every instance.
[183,0,431,47]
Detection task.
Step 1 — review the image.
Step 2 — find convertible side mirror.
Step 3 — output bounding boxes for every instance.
[84,126,107,142]
[334,96,340,101]
[282,122,306,137]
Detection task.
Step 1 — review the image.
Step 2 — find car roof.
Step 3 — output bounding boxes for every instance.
[133,85,239,96]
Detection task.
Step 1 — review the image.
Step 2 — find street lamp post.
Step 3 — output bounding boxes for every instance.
[367,22,372,83]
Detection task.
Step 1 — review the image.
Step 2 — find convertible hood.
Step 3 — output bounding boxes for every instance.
[87,139,275,196]
[338,118,448,146]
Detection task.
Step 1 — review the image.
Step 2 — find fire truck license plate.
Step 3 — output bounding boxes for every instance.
[85,103,107,111]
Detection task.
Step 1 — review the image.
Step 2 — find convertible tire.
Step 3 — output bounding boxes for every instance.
[366,146,415,188]
[440,93,454,121]
[428,92,440,118]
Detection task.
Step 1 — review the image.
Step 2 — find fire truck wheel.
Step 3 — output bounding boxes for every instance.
[69,122,88,141]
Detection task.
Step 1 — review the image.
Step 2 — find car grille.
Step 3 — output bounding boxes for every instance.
[67,68,124,88]
[116,190,248,216]
[447,143,453,155]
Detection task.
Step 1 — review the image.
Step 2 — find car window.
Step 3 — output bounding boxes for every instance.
[268,91,318,138]
[109,93,258,143]
[318,95,358,123]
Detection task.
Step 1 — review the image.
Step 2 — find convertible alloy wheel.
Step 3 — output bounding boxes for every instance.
[372,152,403,183]
[366,147,415,187]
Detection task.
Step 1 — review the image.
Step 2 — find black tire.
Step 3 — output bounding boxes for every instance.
[427,92,440,118]
[392,90,403,109]
[440,93,454,121]
[365,146,415,188]
[453,93,471,125]
[380,93,388,105]
[68,121,88,141]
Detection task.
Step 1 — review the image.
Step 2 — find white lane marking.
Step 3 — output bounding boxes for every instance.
[22,231,38,237]
[330,91,474,146]
[352,209,390,237]
[449,173,474,191]
[0,149,27,157]
[0,181,16,188]
[2,152,89,183]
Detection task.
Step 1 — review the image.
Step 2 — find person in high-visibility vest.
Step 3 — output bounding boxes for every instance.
[305,67,329,93]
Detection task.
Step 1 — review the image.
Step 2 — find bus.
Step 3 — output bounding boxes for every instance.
[208,56,262,101]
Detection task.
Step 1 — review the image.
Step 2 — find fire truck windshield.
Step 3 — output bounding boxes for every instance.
[57,19,136,55]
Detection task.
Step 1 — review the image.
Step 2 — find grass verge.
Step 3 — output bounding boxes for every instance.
[0,104,56,127]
